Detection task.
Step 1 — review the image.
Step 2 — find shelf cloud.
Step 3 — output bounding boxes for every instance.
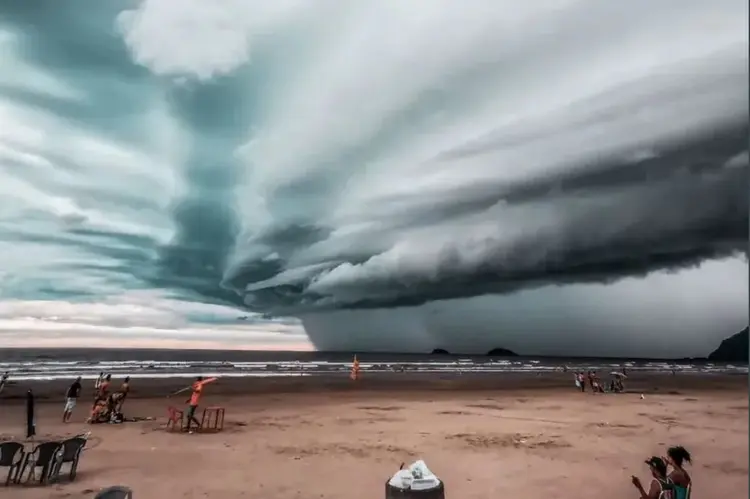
[0,1,746,356]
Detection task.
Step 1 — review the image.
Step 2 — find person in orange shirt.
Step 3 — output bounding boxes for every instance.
[184,376,217,433]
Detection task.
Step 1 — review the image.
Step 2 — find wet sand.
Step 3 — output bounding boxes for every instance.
[0,373,746,498]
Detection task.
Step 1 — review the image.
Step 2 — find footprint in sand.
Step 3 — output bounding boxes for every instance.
[465,403,504,411]
[446,432,571,451]
[357,405,404,412]
[703,462,749,475]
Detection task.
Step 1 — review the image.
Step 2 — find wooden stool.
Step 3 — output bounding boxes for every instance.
[166,406,184,432]
[200,406,225,431]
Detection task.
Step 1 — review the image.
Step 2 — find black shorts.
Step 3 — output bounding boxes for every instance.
[186,405,198,419]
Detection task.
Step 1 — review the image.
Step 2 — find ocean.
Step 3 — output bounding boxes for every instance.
[0,348,745,381]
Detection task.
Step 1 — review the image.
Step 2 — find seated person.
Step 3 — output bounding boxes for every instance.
[108,393,126,423]
[88,398,109,423]
[89,393,122,424]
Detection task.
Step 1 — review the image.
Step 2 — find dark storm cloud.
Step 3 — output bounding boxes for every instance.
[111,0,750,319]
[214,125,748,314]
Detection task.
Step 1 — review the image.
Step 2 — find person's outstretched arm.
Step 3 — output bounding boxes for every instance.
[632,477,659,499]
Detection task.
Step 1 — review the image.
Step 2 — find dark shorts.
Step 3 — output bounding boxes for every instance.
[186,404,198,420]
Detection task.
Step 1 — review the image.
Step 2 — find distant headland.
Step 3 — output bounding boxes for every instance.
[708,327,749,362]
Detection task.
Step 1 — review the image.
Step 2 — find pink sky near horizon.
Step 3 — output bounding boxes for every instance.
[1,336,315,351]
[0,296,314,351]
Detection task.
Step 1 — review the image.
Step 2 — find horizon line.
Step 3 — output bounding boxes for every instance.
[0,345,737,363]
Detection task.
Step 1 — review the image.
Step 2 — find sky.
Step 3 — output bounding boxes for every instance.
[0,1,747,357]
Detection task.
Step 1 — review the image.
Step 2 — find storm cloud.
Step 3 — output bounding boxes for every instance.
[0,1,747,356]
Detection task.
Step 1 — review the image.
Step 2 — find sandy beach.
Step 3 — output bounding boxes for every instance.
[0,373,746,498]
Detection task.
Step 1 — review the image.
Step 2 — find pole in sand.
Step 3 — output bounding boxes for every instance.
[26,389,36,439]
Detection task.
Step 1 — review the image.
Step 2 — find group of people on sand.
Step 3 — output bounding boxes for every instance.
[62,372,131,424]
[574,370,625,393]
[91,372,131,423]
[62,372,217,431]
[631,446,692,499]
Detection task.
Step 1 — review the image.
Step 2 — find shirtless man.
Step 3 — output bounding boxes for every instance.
[92,373,112,417]
[99,374,111,398]
[116,377,131,414]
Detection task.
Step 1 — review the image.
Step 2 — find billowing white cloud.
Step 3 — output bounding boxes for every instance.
[116,0,314,81]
